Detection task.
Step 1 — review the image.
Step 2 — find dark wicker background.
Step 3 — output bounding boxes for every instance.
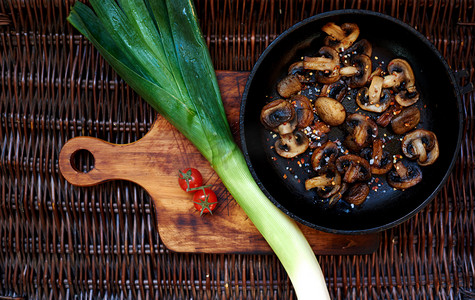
[1,0,474,299]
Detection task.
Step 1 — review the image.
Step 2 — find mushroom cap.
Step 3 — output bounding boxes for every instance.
[260,99,297,134]
[344,113,378,151]
[311,141,339,172]
[347,54,372,88]
[291,95,314,128]
[275,130,309,158]
[402,129,439,166]
[343,183,370,206]
[277,74,303,98]
[391,105,421,135]
[387,159,422,189]
[336,154,372,183]
[314,97,347,126]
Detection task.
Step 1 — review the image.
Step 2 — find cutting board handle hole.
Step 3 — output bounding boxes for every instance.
[70,149,95,173]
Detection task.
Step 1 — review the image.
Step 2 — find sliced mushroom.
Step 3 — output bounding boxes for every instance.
[275,130,309,158]
[401,129,439,166]
[314,97,346,126]
[390,106,420,134]
[291,95,314,128]
[344,113,378,151]
[277,74,303,98]
[376,103,403,127]
[322,22,360,51]
[305,168,342,198]
[320,81,348,102]
[361,139,393,174]
[343,183,370,206]
[304,46,339,70]
[384,58,417,92]
[306,47,341,84]
[356,87,392,113]
[341,39,372,59]
[347,54,372,88]
[387,159,422,189]
[308,121,331,148]
[336,154,372,183]
[395,89,420,107]
[311,141,339,172]
[288,61,317,84]
[260,99,297,134]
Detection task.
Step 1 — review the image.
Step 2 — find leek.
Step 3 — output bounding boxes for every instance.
[67,1,330,298]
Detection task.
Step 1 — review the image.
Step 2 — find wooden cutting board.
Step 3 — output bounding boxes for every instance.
[59,71,381,255]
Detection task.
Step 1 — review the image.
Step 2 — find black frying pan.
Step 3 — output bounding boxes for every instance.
[240,10,464,234]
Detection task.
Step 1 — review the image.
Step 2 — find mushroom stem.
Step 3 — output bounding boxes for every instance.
[340,66,359,76]
[353,124,368,147]
[305,175,335,190]
[368,76,384,104]
[394,160,409,178]
[411,138,428,163]
[343,163,360,183]
[372,139,383,166]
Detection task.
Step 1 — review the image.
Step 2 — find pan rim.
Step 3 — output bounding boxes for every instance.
[240,9,463,234]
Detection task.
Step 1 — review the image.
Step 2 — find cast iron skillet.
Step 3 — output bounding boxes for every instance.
[240,10,463,234]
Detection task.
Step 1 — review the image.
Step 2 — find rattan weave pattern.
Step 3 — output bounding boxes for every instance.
[0,0,474,299]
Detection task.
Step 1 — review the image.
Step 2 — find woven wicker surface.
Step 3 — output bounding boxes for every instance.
[1,0,474,299]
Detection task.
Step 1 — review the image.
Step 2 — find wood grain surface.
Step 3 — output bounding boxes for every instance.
[59,71,380,254]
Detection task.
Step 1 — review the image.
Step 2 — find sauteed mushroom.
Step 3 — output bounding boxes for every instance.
[383,58,420,106]
[355,85,393,113]
[395,89,420,107]
[376,103,403,127]
[275,130,309,158]
[336,154,372,183]
[322,22,360,51]
[344,113,378,151]
[305,168,342,198]
[343,183,370,206]
[347,54,372,88]
[259,21,439,210]
[314,97,347,126]
[342,39,372,58]
[387,159,422,189]
[288,61,316,84]
[320,81,348,102]
[260,99,297,134]
[402,129,439,166]
[277,74,303,98]
[311,141,339,172]
[261,99,308,158]
[304,46,340,70]
[291,95,314,128]
[305,47,341,84]
[383,59,416,90]
[391,106,420,134]
[361,139,393,174]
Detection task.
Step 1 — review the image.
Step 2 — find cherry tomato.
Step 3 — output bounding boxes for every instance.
[178,168,203,192]
[193,188,218,215]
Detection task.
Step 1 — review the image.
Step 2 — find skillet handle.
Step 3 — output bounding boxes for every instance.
[454,69,474,95]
